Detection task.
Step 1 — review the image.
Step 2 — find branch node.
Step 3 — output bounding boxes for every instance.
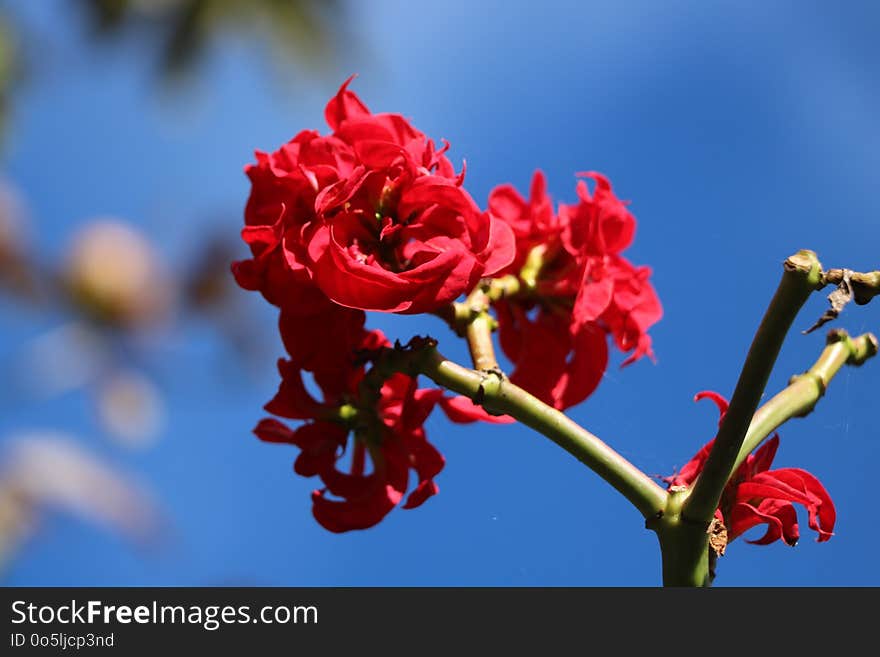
[804,270,853,334]
[849,332,879,366]
[784,250,823,279]
[825,327,849,345]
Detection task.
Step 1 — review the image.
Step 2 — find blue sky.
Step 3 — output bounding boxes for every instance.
[2,0,879,586]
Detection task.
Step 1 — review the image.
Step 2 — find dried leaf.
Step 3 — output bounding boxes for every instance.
[707,516,728,557]
[804,269,853,334]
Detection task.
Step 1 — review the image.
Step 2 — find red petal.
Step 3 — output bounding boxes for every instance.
[505,312,571,408]
[324,75,371,131]
[307,224,414,312]
[476,214,517,276]
[263,359,322,419]
[572,276,615,326]
[751,468,835,541]
[664,439,714,488]
[438,395,515,424]
[311,441,409,533]
[488,184,530,231]
[552,321,609,410]
[745,434,780,477]
[400,432,445,509]
[575,172,636,254]
[729,499,800,546]
[310,484,401,533]
[291,422,347,477]
[694,390,729,423]
[253,418,296,444]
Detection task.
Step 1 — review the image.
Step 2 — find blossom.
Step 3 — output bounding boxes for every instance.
[277,298,368,382]
[254,328,505,532]
[231,77,520,531]
[489,170,662,409]
[233,76,515,315]
[230,131,349,310]
[666,391,836,546]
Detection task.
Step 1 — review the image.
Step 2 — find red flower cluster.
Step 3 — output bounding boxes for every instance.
[232,75,515,318]
[234,78,513,531]
[255,325,500,532]
[233,77,660,532]
[489,171,662,409]
[666,391,836,546]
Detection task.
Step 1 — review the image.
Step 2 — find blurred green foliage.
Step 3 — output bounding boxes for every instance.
[0,15,19,142]
[0,1,346,142]
[80,0,343,78]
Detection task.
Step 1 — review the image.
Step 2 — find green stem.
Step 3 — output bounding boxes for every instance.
[413,347,668,519]
[735,330,878,470]
[441,279,666,517]
[650,329,876,587]
[651,491,712,587]
[519,244,549,290]
[424,252,876,587]
[465,313,498,371]
[683,250,823,524]
[645,251,825,587]
[437,275,522,338]
[460,286,500,372]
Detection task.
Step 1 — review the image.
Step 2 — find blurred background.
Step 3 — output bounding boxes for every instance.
[0,0,878,586]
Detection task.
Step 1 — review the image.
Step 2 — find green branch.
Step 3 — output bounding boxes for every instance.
[653,328,877,587]
[735,329,878,470]
[682,250,823,525]
[460,286,501,372]
[424,250,876,587]
[385,339,668,519]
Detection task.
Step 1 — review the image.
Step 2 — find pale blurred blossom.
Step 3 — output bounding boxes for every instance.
[97,370,165,448]
[63,219,173,329]
[0,433,163,572]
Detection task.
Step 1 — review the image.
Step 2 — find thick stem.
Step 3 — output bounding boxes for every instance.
[414,347,668,519]
[651,492,712,587]
[683,250,823,524]
[656,329,876,587]
[645,251,825,587]
[656,527,712,587]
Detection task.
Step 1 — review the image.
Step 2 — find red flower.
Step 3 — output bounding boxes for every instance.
[233,76,516,314]
[277,300,368,383]
[496,302,608,411]
[255,328,506,532]
[666,391,836,546]
[231,130,352,309]
[489,170,662,409]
